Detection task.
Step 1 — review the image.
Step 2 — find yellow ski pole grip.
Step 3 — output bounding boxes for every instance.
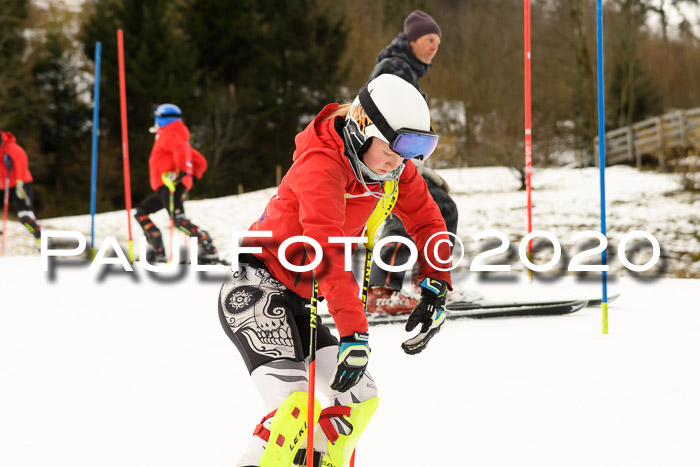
[161,171,177,193]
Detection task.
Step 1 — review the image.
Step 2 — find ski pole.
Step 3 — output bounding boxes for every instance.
[168,189,174,262]
[361,181,399,311]
[1,154,11,256]
[352,180,399,467]
[307,273,318,467]
[162,172,176,262]
[183,191,188,259]
[304,182,398,466]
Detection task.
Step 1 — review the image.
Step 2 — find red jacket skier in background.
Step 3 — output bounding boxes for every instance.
[147,118,207,192]
[133,104,219,263]
[218,75,451,467]
[1,131,44,244]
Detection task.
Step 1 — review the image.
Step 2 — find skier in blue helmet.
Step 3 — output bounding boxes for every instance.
[134,103,220,264]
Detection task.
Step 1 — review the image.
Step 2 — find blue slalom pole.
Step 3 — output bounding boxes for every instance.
[90,42,102,257]
[595,2,608,334]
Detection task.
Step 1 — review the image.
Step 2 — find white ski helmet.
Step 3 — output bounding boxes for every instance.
[343,74,438,189]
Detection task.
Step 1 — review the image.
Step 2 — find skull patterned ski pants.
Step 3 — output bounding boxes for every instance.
[218,253,338,373]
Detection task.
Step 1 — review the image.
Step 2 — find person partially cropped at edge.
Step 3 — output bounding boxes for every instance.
[133,104,220,264]
[0,130,44,245]
[218,75,451,467]
[366,10,459,315]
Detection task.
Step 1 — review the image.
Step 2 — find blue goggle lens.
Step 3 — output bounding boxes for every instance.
[392,132,439,160]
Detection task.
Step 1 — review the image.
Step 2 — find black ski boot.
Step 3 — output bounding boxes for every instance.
[19,215,42,240]
[173,214,221,264]
[136,213,167,263]
[145,245,167,263]
[293,448,325,467]
[197,229,221,264]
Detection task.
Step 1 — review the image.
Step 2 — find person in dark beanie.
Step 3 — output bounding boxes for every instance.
[366,10,459,315]
[370,9,442,98]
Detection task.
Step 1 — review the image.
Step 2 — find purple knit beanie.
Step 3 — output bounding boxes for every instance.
[403,10,442,42]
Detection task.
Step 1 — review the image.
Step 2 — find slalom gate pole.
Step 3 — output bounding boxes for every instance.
[183,192,188,258]
[307,274,318,467]
[1,157,10,256]
[168,189,174,262]
[117,29,135,262]
[595,0,609,334]
[89,41,102,260]
[524,0,534,282]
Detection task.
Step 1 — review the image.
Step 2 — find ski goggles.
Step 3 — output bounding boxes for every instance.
[358,82,439,161]
[391,128,439,160]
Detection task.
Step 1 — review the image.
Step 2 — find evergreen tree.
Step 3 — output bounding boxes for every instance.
[81,0,201,205]
[181,0,347,195]
[0,0,34,133]
[31,31,92,216]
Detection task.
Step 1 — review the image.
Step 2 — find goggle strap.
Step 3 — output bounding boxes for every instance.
[358,82,398,144]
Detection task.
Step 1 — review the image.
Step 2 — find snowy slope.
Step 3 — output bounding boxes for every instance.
[1,165,699,466]
[2,166,699,276]
[0,257,698,466]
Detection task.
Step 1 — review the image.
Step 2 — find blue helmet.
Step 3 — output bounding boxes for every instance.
[154,103,182,129]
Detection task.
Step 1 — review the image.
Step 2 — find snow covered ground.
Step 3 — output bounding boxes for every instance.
[0,258,698,466]
[1,166,699,466]
[2,165,698,277]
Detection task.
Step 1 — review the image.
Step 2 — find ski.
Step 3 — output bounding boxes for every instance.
[584,292,621,307]
[447,292,620,310]
[444,298,587,316]
[320,299,587,327]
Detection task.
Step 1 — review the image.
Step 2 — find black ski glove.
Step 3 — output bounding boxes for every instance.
[330,332,370,392]
[402,277,448,355]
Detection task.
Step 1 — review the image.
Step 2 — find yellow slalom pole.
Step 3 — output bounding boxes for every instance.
[602,302,608,334]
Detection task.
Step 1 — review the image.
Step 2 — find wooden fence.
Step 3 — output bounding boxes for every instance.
[594,107,700,168]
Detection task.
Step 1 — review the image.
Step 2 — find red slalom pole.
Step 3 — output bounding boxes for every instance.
[1,169,10,256]
[524,0,534,281]
[117,29,135,262]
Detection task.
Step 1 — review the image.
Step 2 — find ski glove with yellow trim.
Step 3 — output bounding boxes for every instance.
[402,277,448,355]
[15,180,27,200]
[330,332,370,392]
[161,171,193,192]
[161,171,178,192]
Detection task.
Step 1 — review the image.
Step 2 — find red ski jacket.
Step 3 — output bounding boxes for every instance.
[243,103,452,337]
[0,131,33,190]
[148,120,207,191]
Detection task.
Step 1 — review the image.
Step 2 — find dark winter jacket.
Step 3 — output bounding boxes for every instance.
[243,103,451,338]
[369,33,430,99]
[0,131,33,190]
[148,120,207,191]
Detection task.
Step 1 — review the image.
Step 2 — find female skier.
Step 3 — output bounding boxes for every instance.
[218,74,452,467]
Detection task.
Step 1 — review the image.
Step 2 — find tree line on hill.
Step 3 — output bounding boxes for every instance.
[1,0,699,217]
